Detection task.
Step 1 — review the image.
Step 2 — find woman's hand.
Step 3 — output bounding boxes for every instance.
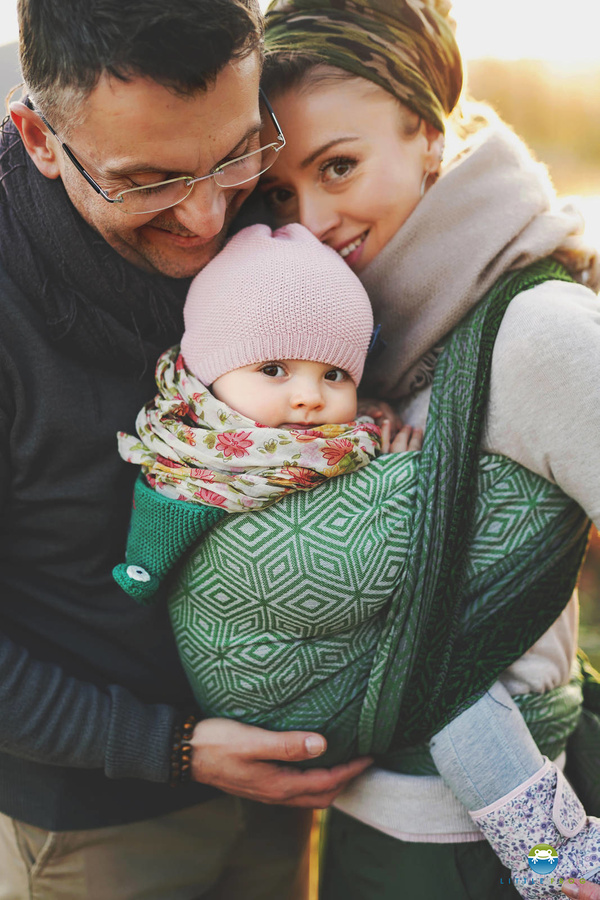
[190,718,373,808]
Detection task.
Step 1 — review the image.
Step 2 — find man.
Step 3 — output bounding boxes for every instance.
[0,2,370,897]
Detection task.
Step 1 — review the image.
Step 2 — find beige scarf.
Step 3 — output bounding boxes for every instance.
[360,116,600,399]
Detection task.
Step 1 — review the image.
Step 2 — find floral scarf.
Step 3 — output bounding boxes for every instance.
[118,346,382,512]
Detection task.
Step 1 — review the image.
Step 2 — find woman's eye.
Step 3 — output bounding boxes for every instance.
[260,363,286,378]
[325,368,347,382]
[320,157,356,183]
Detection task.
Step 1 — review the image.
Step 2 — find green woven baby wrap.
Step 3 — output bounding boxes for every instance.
[167,261,591,767]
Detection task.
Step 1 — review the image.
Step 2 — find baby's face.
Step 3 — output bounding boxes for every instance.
[212,359,358,428]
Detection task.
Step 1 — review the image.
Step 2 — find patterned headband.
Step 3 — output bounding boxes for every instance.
[264,0,463,133]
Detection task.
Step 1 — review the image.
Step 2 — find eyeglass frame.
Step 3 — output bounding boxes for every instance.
[32,88,285,214]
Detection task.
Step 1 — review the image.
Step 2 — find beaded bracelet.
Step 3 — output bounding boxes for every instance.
[169,712,197,787]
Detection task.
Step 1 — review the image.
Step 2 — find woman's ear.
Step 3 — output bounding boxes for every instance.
[9,101,62,180]
[423,123,445,176]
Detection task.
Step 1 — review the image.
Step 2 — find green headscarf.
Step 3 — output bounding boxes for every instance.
[264,0,463,133]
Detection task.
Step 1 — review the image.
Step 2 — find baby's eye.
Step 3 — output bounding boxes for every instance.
[260,363,286,378]
[324,368,347,382]
[320,157,357,183]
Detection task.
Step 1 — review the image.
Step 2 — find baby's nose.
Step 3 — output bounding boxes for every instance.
[291,385,324,409]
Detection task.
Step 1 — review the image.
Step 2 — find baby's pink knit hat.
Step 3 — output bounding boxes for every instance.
[180,223,373,387]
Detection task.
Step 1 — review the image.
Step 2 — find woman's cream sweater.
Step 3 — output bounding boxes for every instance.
[334,114,600,841]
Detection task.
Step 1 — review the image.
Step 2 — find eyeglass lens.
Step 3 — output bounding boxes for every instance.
[118,144,280,215]
[215,143,279,188]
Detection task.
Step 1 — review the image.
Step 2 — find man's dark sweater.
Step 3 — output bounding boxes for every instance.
[0,264,217,830]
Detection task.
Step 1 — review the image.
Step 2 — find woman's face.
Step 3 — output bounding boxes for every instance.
[259,77,443,272]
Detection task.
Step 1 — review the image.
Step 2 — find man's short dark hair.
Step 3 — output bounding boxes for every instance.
[18,0,263,132]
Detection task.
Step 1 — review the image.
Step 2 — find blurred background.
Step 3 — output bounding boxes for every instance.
[1,0,599,666]
[441,0,600,671]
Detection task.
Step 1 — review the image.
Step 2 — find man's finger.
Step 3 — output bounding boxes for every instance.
[265,756,374,807]
[190,719,373,805]
[287,755,374,797]
[244,726,328,762]
[300,755,374,792]
[276,791,341,809]
[243,754,374,805]
[330,755,374,781]
[195,719,329,763]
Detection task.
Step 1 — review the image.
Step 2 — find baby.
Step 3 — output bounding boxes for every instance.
[114,226,600,894]
[115,223,418,599]
[114,223,424,772]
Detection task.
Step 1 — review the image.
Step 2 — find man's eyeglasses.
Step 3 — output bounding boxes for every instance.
[34,89,285,215]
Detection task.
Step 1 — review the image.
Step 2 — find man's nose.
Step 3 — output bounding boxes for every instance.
[173,178,228,240]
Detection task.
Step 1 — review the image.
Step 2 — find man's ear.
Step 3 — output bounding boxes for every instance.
[9,101,62,180]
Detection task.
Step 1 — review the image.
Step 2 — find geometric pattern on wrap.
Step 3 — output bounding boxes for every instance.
[513,677,584,764]
[405,469,590,744]
[167,455,585,768]
[168,452,418,769]
[363,259,591,757]
[383,668,586,777]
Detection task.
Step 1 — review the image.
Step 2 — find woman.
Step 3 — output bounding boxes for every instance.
[258,1,600,897]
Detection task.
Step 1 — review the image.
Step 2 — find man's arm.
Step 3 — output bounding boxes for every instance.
[0,622,178,781]
[0,629,371,801]
[0,395,176,780]
[0,427,370,801]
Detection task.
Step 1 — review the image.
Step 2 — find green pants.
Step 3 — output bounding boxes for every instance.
[321,809,522,900]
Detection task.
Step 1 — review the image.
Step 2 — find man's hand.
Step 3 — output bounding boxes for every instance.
[190,718,373,808]
[562,879,600,899]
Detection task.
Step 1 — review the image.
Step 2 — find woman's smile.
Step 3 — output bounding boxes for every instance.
[335,230,369,263]
[259,76,444,271]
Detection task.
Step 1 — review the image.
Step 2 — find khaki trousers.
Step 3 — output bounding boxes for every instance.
[0,797,311,900]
